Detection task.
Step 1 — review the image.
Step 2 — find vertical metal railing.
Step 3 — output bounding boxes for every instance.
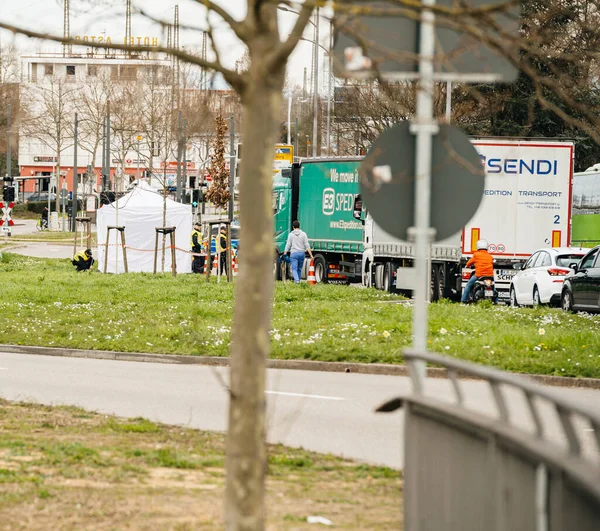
[379,349,600,530]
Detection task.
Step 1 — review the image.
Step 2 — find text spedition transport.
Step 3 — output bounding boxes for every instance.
[273,138,574,301]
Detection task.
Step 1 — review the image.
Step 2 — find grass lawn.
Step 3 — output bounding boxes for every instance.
[12,231,79,242]
[0,252,599,378]
[0,400,402,529]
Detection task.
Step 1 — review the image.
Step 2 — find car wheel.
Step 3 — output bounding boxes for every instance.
[533,286,542,307]
[510,287,519,307]
[561,289,574,312]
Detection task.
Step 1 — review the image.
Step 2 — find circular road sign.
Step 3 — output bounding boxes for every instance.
[359,122,485,242]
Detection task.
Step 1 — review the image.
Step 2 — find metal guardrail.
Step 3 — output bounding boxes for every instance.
[378,350,600,531]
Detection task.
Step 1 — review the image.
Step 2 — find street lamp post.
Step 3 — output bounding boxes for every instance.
[327,19,333,155]
[278,6,333,158]
[312,8,320,157]
[136,135,142,180]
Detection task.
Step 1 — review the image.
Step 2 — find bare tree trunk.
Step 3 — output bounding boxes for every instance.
[225,76,283,529]
[162,165,168,272]
[55,151,61,214]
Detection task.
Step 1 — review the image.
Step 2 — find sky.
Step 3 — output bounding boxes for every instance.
[0,0,331,90]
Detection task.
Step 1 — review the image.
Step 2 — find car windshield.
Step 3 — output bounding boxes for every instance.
[211,226,240,240]
[556,254,585,267]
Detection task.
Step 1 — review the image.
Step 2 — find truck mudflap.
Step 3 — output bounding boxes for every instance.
[461,267,517,302]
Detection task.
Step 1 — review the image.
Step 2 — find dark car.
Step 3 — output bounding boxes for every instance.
[26,190,69,203]
[210,224,240,253]
[26,192,56,203]
[561,245,600,313]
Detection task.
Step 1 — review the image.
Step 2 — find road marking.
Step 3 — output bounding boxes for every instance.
[266,390,344,401]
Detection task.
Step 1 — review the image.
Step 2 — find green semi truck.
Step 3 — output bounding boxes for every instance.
[273,158,364,282]
[273,157,464,297]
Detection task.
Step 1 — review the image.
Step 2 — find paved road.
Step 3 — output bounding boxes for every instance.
[6,241,75,259]
[1,351,598,468]
[2,219,89,259]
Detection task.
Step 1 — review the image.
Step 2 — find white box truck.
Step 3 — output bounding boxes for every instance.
[361,138,575,301]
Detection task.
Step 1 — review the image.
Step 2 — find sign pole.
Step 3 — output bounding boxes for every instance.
[72,113,78,232]
[410,0,438,379]
[229,116,235,221]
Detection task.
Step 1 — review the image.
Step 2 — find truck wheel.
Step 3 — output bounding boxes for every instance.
[435,265,445,301]
[363,261,373,288]
[430,267,439,302]
[374,264,384,290]
[273,253,282,281]
[313,254,328,284]
[383,263,396,293]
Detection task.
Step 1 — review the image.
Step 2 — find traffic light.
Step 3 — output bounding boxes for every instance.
[192,189,201,207]
[2,185,14,202]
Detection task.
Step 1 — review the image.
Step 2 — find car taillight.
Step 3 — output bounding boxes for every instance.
[547,268,571,276]
[461,271,471,280]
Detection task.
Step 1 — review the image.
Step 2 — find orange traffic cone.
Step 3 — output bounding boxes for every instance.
[233,251,239,275]
[307,260,316,285]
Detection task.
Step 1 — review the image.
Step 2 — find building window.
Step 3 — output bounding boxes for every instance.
[121,66,137,81]
[44,64,54,76]
[88,65,97,77]
[67,65,75,76]
[151,141,160,157]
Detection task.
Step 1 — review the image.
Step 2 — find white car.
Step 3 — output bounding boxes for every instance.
[509,247,587,307]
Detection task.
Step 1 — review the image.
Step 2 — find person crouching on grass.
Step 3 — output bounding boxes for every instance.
[72,249,94,272]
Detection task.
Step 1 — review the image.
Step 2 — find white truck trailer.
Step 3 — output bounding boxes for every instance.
[361,138,574,301]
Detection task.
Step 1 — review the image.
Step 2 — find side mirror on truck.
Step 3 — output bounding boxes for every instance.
[353,194,365,224]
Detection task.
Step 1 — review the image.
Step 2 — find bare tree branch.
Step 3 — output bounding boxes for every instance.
[191,0,248,41]
[267,2,315,71]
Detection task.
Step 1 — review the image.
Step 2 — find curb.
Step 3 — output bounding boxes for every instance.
[1,344,600,390]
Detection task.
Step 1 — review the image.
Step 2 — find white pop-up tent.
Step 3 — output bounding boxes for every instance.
[96,182,192,274]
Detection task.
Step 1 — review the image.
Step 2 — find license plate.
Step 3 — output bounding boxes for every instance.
[495,269,516,281]
[485,289,494,297]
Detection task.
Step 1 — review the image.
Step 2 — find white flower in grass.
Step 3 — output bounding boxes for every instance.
[538,328,546,336]
[439,328,448,335]
[444,346,450,350]
[273,333,281,341]
[382,330,390,339]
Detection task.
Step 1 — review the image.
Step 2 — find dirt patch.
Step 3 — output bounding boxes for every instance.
[0,400,403,529]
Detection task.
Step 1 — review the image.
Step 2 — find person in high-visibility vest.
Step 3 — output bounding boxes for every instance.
[72,249,94,271]
[190,222,205,274]
[217,225,228,276]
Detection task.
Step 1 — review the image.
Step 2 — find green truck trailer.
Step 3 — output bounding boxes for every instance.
[273,158,364,282]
